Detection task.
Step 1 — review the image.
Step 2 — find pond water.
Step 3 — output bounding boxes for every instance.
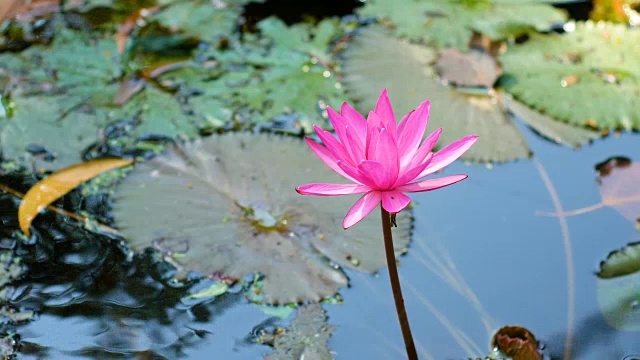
[4,120,639,360]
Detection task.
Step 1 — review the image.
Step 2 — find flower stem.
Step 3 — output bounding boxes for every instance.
[381,207,418,360]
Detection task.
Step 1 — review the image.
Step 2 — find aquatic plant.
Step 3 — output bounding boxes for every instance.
[112,133,412,305]
[296,89,477,228]
[597,242,640,330]
[340,26,597,163]
[500,21,640,130]
[296,89,477,359]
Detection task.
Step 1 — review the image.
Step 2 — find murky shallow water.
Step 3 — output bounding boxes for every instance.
[7,121,640,359]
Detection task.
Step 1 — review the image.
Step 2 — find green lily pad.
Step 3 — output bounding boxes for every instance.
[150,17,346,132]
[596,242,640,330]
[262,303,334,360]
[598,242,640,279]
[112,133,412,304]
[503,94,598,146]
[500,21,640,130]
[168,17,346,132]
[151,1,242,43]
[0,29,121,168]
[0,27,203,167]
[357,0,567,50]
[112,86,199,138]
[0,28,120,107]
[0,94,108,169]
[341,26,530,162]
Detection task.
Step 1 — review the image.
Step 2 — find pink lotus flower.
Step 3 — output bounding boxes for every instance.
[296,89,478,229]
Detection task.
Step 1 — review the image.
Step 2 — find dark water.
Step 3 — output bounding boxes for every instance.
[9,119,640,359]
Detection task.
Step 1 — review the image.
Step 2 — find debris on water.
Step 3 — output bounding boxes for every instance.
[260,303,334,360]
[492,325,541,360]
[560,75,579,87]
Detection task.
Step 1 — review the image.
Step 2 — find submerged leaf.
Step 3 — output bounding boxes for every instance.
[596,242,640,330]
[357,0,566,50]
[598,160,640,224]
[500,21,640,130]
[542,158,640,227]
[112,133,412,304]
[341,27,529,162]
[19,158,133,236]
[263,303,334,360]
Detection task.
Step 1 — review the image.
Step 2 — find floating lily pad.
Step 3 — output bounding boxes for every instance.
[168,17,346,132]
[0,27,120,106]
[0,27,203,167]
[596,242,640,330]
[357,0,566,50]
[0,28,120,168]
[262,303,334,360]
[598,242,640,279]
[0,95,109,170]
[112,86,199,138]
[112,133,412,304]
[500,21,640,130]
[503,95,598,146]
[341,26,529,162]
[150,1,242,43]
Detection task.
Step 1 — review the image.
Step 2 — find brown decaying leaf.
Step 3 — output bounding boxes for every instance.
[19,158,133,236]
[468,32,506,58]
[114,60,190,106]
[115,6,161,55]
[0,0,59,22]
[435,48,501,88]
[114,77,147,106]
[492,326,541,360]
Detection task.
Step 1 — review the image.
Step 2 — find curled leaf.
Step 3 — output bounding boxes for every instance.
[596,242,640,330]
[112,133,412,304]
[19,158,133,236]
[491,325,541,360]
